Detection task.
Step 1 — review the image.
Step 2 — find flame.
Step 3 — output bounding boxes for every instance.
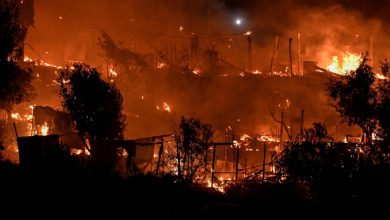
[163,102,171,112]
[40,122,49,136]
[11,113,21,120]
[252,69,261,74]
[157,62,166,69]
[375,73,386,80]
[192,67,201,75]
[71,148,83,155]
[157,102,172,113]
[23,56,33,62]
[109,68,118,78]
[256,134,279,143]
[11,112,33,122]
[327,52,361,75]
[240,134,252,141]
[23,56,63,69]
[243,31,252,36]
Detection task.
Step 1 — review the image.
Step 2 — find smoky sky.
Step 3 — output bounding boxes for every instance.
[223,0,390,20]
[22,0,384,139]
[26,0,390,68]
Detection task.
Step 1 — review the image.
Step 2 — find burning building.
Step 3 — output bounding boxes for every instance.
[3,1,389,177]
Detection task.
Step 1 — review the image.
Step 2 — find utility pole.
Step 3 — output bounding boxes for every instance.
[270,35,279,73]
[247,33,252,72]
[298,33,301,75]
[262,143,267,182]
[300,109,304,135]
[155,138,164,176]
[289,38,293,76]
[280,111,284,149]
[211,143,216,188]
[235,142,240,183]
[370,36,374,68]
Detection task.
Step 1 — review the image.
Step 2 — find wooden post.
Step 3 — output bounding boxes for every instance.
[298,33,301,75]
[262,143,267,182]
[176,138,182,181]
[235,142,239,183]
[244,158,247,179]
[300,109,304,135]
[13,122,18,138]
[370,36,374,68]
[289,38,293,76]
[211,143,216,188]
[270,35,279,73]
[280,111,284,148]
[247,34,252,72]
[155,138,164,175]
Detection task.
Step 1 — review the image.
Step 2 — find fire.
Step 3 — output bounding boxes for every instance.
[192,67,201,75]
[109,68,118,78]
[23,56,33,62]
[243,31,252,36]
[256,134,280,142]
[376,73,386,80]
[252,69,261,74]
[156,102,172,113]
[11,113,21,120]
[327,52,361,75]
[240,134,252,141]
[163,102,171,112]
[71,148,83,155]
[23,56,63,69]
[40,122,49,136]
[157,62,166,69]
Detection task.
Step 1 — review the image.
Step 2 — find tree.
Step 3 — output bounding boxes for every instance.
[174,116,213,182]
[328,57,390,149]
[0,62,34,111]
[327,57,377,143]
[302,122,332,143]
[0,0,34,111]
[0,0,27,62]
[376,60,390,147]
[59,63,126,141]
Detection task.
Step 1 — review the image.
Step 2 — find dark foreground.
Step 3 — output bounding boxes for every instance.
[0,159,389,219]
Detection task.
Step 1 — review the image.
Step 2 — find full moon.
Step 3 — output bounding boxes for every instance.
[235,18,242,26]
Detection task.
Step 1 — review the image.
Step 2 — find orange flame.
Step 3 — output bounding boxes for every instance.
[327,52,361,75]
[41,122,49,136]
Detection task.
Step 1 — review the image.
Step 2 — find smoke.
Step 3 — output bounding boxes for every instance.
[26,0,389,68]
[23,0,386,140]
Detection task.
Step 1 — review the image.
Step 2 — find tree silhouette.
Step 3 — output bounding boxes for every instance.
[174,116,213,182]
[327,57,377,143]
[328,57,390,149]
[59,63,126,141]
[376,59,390,147]
[0,0,34,111]
[303,122,332,143]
